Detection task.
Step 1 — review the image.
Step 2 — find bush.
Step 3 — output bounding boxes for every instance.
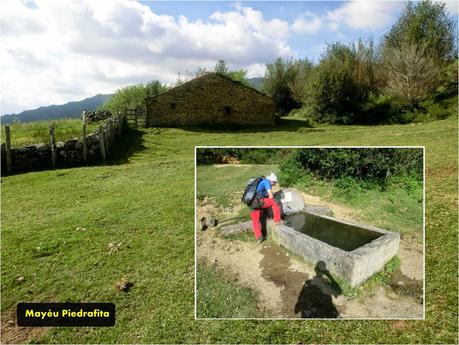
[359,93,402,124]
[279,148,423,188]
[196,148,289,165]
[263,58,311,115]
[304,41,377,124]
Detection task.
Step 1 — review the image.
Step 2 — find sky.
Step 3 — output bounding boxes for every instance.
[1,0,458,115]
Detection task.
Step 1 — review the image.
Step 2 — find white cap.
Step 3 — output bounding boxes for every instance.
[267,172,278,183]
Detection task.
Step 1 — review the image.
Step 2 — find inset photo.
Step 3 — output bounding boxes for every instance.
[195,147,424,320]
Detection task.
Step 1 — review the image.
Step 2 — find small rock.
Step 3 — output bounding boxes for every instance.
[76,226,86,231]
[107,242,123,254]
[16,276,25,283]
[115,279,134,292]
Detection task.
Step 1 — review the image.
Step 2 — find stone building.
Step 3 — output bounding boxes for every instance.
[145,73,276,127]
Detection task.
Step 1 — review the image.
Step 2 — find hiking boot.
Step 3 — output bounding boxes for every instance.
[256,236,265,244]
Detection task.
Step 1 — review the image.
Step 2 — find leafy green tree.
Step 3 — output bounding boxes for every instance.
[263,57,303,116]
[304,40,377,123]
[384,0,456,62]
[213,59,248,85]
[102,80,168,114]
[214,59,229,75]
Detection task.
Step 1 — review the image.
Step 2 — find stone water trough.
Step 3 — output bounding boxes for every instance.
[269,189,400,287]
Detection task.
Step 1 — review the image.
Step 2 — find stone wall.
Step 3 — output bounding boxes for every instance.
[146,73,276,127]
[1,116,124,175]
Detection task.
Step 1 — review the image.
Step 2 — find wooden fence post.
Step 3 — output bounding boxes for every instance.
[118,113,123,136]
[110,118,115,144]
[82,118,87,163]
[104,123,109,155]
[99,125,106,161]
[4,125,12,173]
[49,125,56,168]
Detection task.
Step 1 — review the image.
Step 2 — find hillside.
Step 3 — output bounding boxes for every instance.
[246,77,264,91]
[1,116,457,343]
[0,94,112,125]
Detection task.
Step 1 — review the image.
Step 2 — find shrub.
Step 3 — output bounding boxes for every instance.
[304,40,377,124]
[279,148,423,188]
[359,93,402,124]
[263,58,309,116]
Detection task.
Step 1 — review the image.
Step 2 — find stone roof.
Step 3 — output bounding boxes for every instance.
[146,72,273,101]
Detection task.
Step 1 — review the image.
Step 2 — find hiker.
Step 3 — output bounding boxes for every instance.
[250,172,282,243]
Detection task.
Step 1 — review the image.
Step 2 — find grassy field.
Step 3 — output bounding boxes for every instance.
[197,162,423,238]
[1,119,102,148]
[1,115,457,343]
[196,162,422,315]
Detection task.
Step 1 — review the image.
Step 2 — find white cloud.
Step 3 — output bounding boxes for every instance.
[0,0,294,114]
[327,1,404,31]
[292,11,322,34]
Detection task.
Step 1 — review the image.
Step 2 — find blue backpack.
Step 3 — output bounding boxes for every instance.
[241,177,262,207]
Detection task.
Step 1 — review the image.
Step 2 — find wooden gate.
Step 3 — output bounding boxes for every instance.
[125,106,147,128]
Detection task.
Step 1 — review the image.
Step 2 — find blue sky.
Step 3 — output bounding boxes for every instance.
[1,0,457,114]
[145,1,386,61]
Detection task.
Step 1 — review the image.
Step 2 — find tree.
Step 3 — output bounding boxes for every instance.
[214,59,229,75]
[102,80,168,114]
[304,41,377,123]
[381,43,441,106]
[288,59,314,103]
[213,59,248,85]
[263,57,303,116]
[383,0,456,62]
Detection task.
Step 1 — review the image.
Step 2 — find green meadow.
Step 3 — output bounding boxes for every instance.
[1,119,101,148]
[1,115,457,343]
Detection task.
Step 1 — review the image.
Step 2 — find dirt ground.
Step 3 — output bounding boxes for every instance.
[197,190,424,319]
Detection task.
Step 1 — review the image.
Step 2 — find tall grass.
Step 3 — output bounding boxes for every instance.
[1,119,101,148]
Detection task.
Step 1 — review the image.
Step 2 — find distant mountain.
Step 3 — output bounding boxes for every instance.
[1,94,113,125]
[1,77,264,125]
[247,77,264,91]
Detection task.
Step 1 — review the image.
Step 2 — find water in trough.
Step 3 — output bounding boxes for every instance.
[285,212,382,252]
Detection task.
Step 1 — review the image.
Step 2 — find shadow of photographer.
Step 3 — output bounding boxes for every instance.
[294,261,342,318]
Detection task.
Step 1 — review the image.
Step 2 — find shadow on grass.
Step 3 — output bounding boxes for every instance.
[1,127,147,176]
[105,127,147,165]
[180,118,323,133]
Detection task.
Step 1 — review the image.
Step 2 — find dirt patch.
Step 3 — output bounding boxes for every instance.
[197,229,283,314]
[339,286,423,318]
[196,191,424,319]
[389,270,423,304]
[398,240,423,280]
[296,190,358,221]
[1,309,48,344]
[213,164,252,168]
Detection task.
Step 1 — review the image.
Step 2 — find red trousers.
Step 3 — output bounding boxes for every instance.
[250,198,281,240]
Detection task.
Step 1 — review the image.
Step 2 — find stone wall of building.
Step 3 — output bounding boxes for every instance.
[146,74,276,127]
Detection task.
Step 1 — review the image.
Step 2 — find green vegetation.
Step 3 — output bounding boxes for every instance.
[1,116,457,343]
[213,59,249,85]
[101,80,168,114]
[263,57,311,115]
[263,0,457,124]
[196,164,277,208]
[197,148,289,165]
[1,119,101,148]
[279,148,422,186]
[197,261,260,318]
